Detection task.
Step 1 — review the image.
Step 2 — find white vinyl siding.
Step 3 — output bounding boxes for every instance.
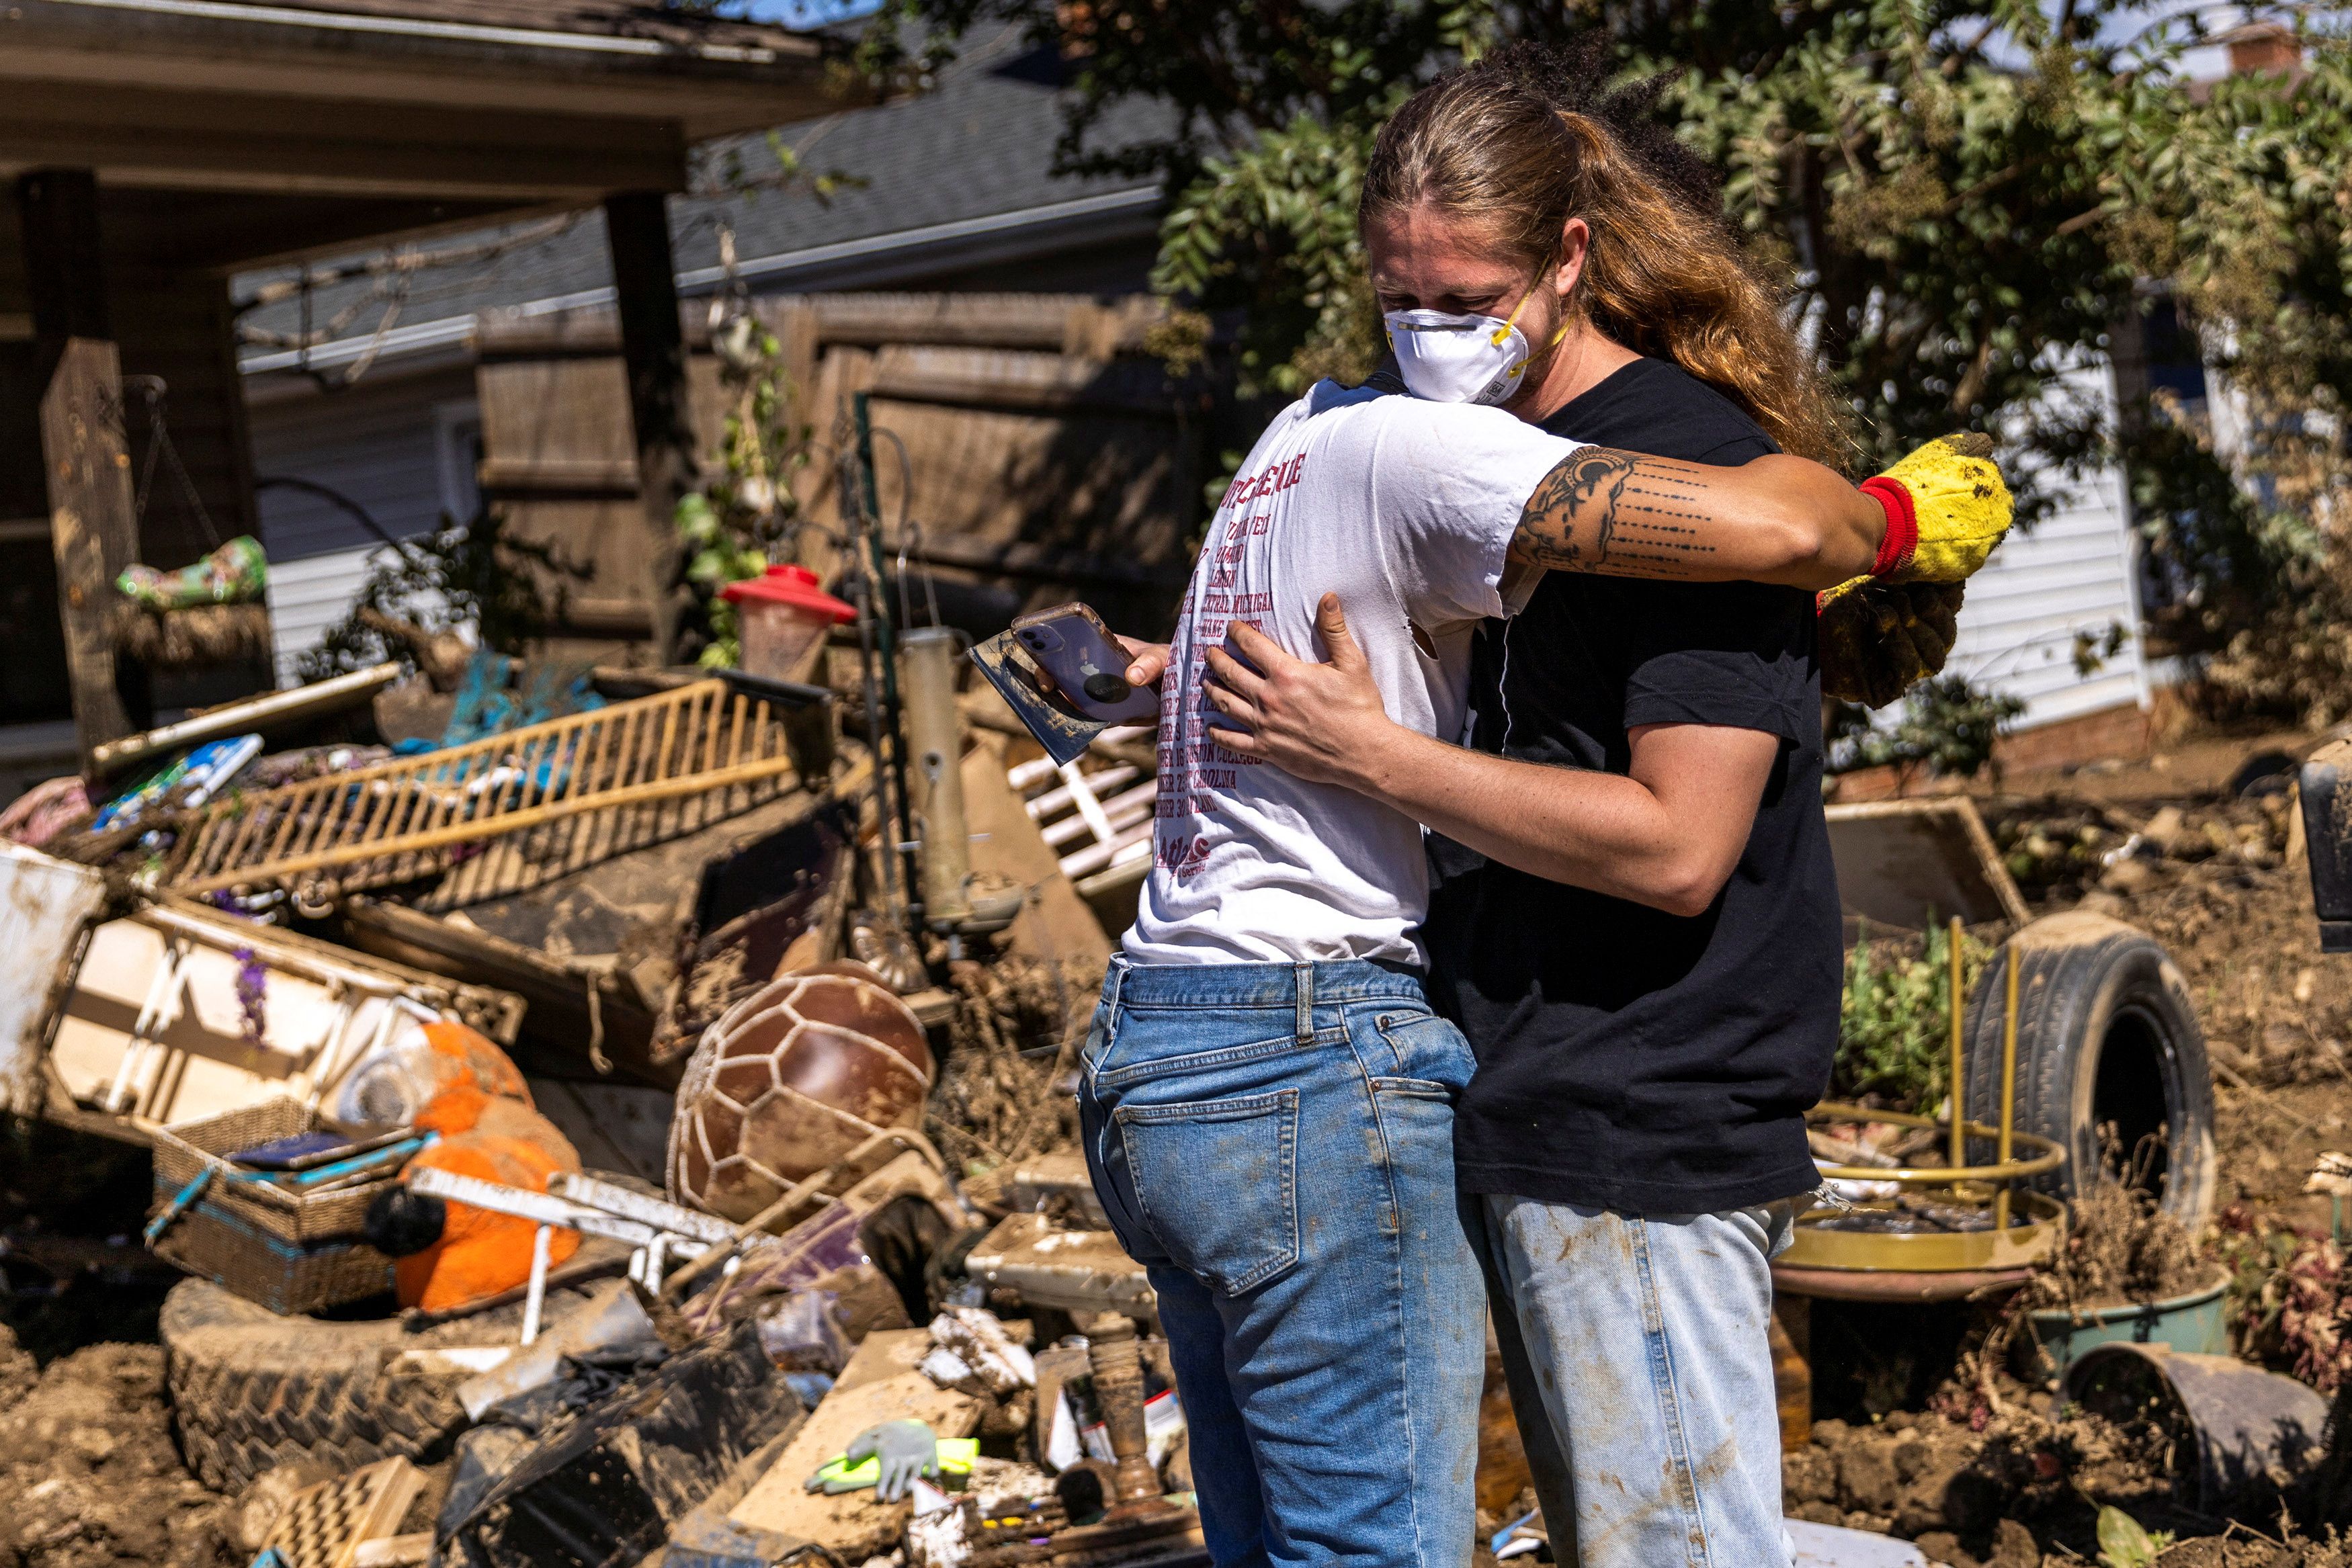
[247,369,478,562]
[248,369,473,686]
[1941,359,2152,730]
[264,545,400,688]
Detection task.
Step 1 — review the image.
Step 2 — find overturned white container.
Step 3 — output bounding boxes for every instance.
[0,843,110,1117]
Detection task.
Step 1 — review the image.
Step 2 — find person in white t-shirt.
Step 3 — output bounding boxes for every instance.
[1074,371,2003,1568]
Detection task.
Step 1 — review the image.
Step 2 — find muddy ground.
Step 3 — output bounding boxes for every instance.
[5,722,2352,1566]
[1791,724,2352,1566]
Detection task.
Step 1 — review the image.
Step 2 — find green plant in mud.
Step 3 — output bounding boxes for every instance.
[2095,1505,2174,1568]
[2214,1204,2352,1393]
[1833,920,1992,1114]
[676,308,819,669]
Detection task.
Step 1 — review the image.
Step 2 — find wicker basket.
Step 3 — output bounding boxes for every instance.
[147,1099,408,1315]
[149,1099,401,1244]
[151,1199,394,1315]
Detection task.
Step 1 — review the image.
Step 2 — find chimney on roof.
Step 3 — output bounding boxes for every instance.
[2225,21,2300,79]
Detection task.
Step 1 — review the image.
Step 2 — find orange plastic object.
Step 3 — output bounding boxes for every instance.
[425,1018,532,1105]
[394,1115,583,1312]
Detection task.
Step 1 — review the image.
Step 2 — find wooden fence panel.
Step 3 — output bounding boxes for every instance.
[474,291,1206,652]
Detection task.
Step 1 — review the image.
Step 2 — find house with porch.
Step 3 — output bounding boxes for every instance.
[0,0,846,794]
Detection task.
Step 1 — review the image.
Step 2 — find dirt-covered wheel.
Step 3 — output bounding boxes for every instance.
[1961,910,2216,1228]
[159,1276,594,1491]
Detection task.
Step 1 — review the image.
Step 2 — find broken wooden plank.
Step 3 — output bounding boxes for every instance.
[962,732,1114,969]
[39,336,142,759]
[1824,797,2031,933]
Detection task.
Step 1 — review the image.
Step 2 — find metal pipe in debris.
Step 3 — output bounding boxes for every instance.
[852,393,919,911]
[898,627,972,928]
[838,423,900,909]
[1996,938,2021,1230]
[1948,915,1967,1172]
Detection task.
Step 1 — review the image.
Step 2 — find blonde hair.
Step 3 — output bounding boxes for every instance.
[1361,44,1851,467]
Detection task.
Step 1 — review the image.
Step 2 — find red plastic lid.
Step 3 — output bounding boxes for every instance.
[719,564,856,623]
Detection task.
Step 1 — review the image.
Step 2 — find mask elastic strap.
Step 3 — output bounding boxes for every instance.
[1491,284,1573,351]
[1488,288,1534,347]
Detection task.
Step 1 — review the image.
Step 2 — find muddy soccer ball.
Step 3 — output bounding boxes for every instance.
[669,962,934,1222]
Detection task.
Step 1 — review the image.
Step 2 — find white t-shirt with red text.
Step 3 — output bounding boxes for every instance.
[1123,381,1583,968]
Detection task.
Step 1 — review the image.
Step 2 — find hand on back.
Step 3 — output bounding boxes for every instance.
[1202,595,1392,788]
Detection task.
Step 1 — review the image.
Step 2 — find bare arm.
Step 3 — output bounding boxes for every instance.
[1116,449,1872,685]
[1330,717,1776,916]
[1203,598,1779,914]
[1509,447,1882,591]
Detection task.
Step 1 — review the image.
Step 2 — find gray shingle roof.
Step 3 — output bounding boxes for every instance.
[204,0,802,50]
[236,24,1173,371]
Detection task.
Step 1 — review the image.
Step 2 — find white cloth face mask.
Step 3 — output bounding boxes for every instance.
[1382,286,1561,406]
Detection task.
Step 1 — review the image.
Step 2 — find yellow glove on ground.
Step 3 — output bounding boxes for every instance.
[1820,580,1966,708]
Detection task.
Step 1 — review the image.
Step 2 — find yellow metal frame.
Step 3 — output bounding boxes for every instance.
[1806,1102,2066,1186]
[1792,927,2068,1273]
[1781,1189,2065,1272]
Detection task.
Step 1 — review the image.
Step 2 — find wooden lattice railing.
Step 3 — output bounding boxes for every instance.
[165,679,806,907]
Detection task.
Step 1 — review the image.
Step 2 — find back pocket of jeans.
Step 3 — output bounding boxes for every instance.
[1116,1088,1300,1296]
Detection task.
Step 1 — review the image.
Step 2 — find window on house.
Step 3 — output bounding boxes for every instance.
[2142,300,2210,413]
[433,401,484,528]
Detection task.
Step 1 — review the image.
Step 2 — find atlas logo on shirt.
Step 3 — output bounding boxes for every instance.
[1154,834,1213,882]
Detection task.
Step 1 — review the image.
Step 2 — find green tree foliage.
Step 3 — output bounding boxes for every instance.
[1828,672,2027,780]
[675,308,819,668]
[865,0,2351,590]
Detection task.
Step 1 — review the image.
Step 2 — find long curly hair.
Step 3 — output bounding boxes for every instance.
[1361,38,1852,468]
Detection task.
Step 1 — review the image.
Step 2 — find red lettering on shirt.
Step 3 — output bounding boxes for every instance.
[1218,453,1307,515]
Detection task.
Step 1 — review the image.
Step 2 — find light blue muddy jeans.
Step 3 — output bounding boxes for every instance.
[1078,959,1486,1568]
[1466,1195,1798,1568]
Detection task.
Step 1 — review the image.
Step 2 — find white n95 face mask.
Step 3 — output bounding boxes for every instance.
[1382,286,1563,406]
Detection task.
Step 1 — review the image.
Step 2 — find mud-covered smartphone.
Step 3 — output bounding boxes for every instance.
[1007,603,1161,724]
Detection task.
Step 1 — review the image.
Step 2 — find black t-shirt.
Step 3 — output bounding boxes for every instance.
[1427,355,1841,1216]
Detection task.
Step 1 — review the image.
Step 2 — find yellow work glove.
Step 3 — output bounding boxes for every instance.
[1882,431,2012,582]
[1819,580,1966,708]
[1820,432,2013,607]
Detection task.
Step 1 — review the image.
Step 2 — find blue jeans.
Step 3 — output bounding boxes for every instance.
[1078,959,1486,1568]
[1466,1195,1798,1568]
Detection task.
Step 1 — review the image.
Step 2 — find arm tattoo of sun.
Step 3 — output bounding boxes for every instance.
[1513,446,1722,580]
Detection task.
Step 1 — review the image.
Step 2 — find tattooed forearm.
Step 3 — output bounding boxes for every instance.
[1510,447,1727,580]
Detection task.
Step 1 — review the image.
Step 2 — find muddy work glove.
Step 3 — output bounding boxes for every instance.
[1818,580,1966,708]
[1825,433,2013,600]
[843,1420,941,1501]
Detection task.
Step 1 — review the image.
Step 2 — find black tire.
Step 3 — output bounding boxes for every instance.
[1961,910,2216,1227]
[160,1277,596,1491]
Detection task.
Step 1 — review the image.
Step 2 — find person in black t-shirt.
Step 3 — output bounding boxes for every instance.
[1185,42,1973,1568]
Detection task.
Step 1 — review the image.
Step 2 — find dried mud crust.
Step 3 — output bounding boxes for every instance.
[1984,792,2352,1223]
[1987,795,2334,1092]
[0,1326,238,1568]
[1785,1397,2179,1563]
[159,1277,597,1492]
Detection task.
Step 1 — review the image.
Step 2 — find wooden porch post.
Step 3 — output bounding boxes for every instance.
[603,191,696,665]
[20,168,141,761]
